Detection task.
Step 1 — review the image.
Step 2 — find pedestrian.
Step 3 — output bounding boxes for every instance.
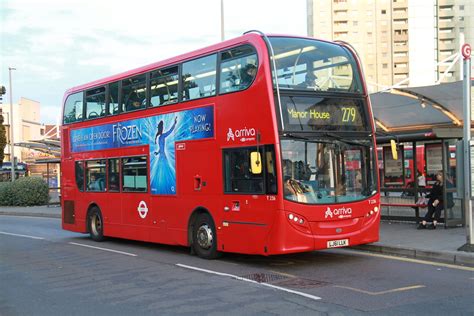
[417,171,452,229]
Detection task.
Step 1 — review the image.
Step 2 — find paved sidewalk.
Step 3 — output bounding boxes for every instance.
[0,205,61,218]
[1,206,473,267]
[354,221,474,267]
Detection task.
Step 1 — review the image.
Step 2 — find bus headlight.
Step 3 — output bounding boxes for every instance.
[286,212,311,234]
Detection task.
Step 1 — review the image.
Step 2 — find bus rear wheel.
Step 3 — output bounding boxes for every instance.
[88,207,105,242]
[192,213,219,259]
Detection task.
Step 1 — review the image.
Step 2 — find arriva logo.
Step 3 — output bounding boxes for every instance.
[325,206,353,219]
[226,127,256,142]
[226,128,235,141]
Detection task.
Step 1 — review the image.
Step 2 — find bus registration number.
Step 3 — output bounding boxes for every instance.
[327,239,349,248]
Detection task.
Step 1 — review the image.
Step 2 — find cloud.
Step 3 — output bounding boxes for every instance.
[1,0,306,124]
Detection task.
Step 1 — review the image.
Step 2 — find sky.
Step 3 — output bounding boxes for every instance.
[0,0,307,124]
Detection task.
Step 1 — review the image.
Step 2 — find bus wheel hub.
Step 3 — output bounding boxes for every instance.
[197,224,213,249]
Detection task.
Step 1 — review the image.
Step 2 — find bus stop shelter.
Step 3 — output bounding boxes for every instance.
[371,80,471,227]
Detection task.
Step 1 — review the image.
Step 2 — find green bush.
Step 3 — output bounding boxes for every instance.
[0,177,50,206]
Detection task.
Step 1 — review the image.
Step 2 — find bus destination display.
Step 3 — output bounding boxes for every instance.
[281,96,367,131]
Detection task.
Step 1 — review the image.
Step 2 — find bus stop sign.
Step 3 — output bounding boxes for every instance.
[462,44,471,60]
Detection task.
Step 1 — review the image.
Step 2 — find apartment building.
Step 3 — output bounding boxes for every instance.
[307,0,474,92]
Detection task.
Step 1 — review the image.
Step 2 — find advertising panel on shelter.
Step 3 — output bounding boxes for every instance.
[70,106,214,195]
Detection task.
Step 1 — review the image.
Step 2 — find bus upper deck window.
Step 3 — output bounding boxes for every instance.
[122,74,147,112]
[63,92,84,124]
[219,45,258,94]
[182,54,217,101]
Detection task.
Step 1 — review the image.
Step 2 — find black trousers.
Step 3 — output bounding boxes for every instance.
[423,201,444,222]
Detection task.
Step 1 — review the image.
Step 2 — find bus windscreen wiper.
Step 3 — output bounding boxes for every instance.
[282,133,310,141]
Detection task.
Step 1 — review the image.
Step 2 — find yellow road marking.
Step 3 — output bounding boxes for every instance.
[339,249,474,272]
[333,284,426,296]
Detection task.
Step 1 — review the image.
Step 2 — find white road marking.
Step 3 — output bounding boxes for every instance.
[69,242,137,257]
[176,263,321,301]
[340,249,474,272]
[0,231,45,240]
[333,284,426,296]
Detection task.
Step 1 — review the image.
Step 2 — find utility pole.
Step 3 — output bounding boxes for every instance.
[459,44,473,252]
[8,67,16,182]
[220,0,225,41]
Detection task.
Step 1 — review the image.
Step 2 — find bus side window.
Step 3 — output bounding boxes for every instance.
[63,92,83,124]
[182,54,217,101]
[122,156,147,192]
[150,66,179,107]
[85,86,106,120]
[108,158,120,192]
[85,160,106,192]
[75,161,84,192]
[219,45,258,94]
[122,74,147,112]
[108,81,120,115]
[223,147,264,194]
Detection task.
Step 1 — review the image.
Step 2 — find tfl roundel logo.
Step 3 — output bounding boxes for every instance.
[137,201,148,219]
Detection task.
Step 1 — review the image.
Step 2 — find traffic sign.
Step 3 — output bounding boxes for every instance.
[462,43,471,60]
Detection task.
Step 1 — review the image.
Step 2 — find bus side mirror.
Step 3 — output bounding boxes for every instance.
[390,139,398,160]
[250,152,262,174]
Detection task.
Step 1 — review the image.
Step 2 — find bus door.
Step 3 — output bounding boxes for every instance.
[121,156,151,241]
[222,146,276,253]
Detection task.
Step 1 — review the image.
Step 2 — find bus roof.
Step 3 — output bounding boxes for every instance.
[65,32,269,96]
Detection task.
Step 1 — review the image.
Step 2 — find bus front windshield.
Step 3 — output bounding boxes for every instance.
[281,138,376,204]
[269,37,363,94]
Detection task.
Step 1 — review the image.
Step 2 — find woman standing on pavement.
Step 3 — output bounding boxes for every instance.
[417,171,452,230]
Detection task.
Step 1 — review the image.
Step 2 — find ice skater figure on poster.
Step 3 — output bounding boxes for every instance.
[154,117,178,158]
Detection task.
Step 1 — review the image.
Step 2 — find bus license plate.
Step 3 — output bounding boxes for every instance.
[327,239,349,248]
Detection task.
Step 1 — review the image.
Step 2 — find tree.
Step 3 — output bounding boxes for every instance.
[0,113,6,168]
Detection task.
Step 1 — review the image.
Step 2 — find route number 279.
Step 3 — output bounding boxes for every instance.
[341,107,356,123]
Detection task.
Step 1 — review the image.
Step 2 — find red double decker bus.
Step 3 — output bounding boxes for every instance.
[61,32,380,258]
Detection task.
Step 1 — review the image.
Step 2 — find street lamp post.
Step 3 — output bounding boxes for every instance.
[8,67,16,182]
[221,0,225,41]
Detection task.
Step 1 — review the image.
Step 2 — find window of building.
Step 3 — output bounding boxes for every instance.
[223,146,277,194]
[353,21,358,26]
[85,86,106,120]
[108,158,120,192]
[122,156,147,192]
[381,9,386,14]
[459,5,464,10]
[382,63,388,69]
[63,92,83,124]
[108,81,120,115]
[75,161,84,192]
[86,160,106,192]
[220,45,258,94]
[121,74,147,112]
[182,54,217,101]
[150,66,179,107]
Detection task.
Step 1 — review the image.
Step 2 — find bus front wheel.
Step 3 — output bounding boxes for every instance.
[192,213,219,259]
[88,207,105,242]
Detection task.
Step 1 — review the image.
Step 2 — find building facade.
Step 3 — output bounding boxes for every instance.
[0,97,45,164]
[307,0,474,92]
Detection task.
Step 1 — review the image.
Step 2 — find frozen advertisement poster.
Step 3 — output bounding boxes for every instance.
[70,106,214,195]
